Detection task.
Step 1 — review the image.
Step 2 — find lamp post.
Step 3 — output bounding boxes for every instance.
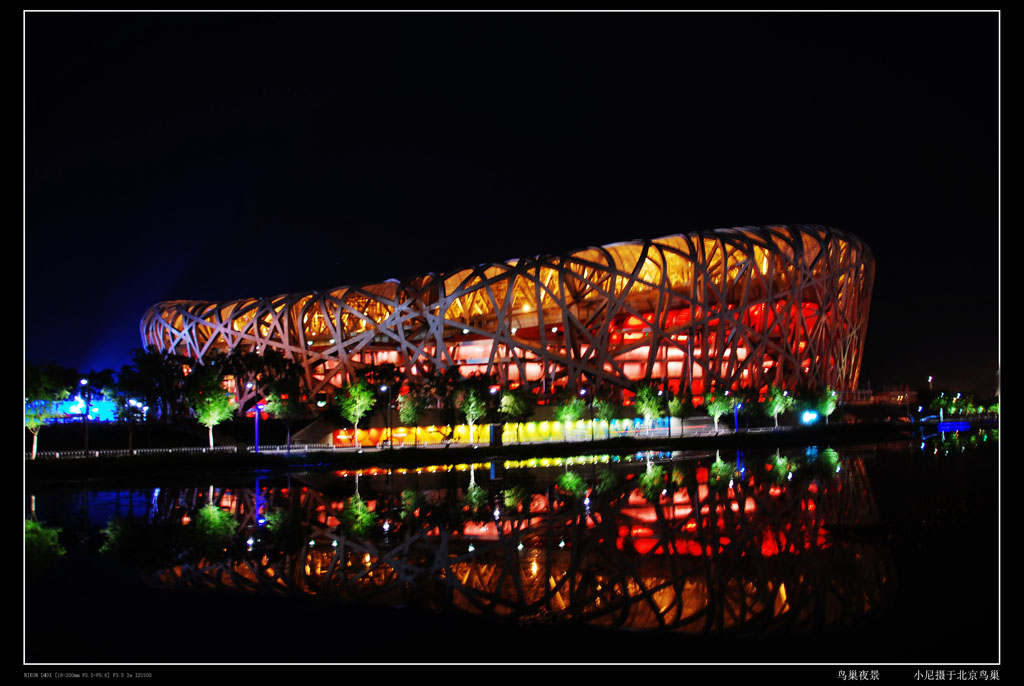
[733,401,743,433]
[127,398,140,452]
[80,378,90,450]
[253,400,266,453]
[580,388,594,441]
[381,384,392,449]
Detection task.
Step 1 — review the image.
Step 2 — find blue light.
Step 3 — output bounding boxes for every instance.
[800,410,820,425]
[937,421,970,432]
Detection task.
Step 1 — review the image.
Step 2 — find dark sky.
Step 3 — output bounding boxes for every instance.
[24,10,1000,396]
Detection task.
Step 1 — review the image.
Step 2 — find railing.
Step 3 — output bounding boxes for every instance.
[27,445,240,460]
[245,443,336,454]
[25,425,808,460]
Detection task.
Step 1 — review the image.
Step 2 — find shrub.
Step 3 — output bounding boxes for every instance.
[558,471,587,499]
[341,494,379,538]
[638,465,665,503]
[26,520,65,572]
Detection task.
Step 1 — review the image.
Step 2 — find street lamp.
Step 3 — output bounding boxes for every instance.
[580,388,594,441]
[253,400,266,453]
[80,378,91,450]
[381,384,393,449]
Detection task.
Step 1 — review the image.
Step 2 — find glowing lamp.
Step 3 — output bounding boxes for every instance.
[800,410,820,425]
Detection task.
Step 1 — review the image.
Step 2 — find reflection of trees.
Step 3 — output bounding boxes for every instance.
[923,428,998,456]
[142,453,890,636]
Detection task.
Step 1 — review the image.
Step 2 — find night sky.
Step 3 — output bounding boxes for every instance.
[24,11,1000,396]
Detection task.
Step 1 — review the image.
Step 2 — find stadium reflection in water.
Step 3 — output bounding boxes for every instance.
[93,446,896,636]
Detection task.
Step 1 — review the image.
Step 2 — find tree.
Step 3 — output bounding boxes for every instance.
[703,391,731,432]
[193,392,238,448]
[499,386,536,442]
[667,393,692,438]
[592,397,617,439]
[667,396,685,420]
[186,356,236,448]
[815,386,839,424]
[335,378,376,449]
[263,391,306,451]
[634,383,665,434]
[456,385,488,445]
[763,384,795,428]
[225,347,302,416]
[263,366,308,452]
[929,392,952,419]
[553,394,586,423]
[398,389,429,446]
[355,362,403,393]
[420,366,464,426]
[118,347,190,422]
[25,363,72,459]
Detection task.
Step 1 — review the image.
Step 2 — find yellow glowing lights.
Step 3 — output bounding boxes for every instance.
[143,226,873,404]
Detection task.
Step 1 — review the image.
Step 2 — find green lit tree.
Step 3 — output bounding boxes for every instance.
[667,395,685,421]
[456,385,488,444]
[554,394,586,422]
[816,386,839,424]
[193,392,238,448]
[929,392,951,418]
[335,378,377,449]
[25,520,66,573]
[557,471,587,500]
[185,355,237,448]
[398,389,429,446]
[634,383,665,428]
[25,362,72,459]
[592,397,617,440]
[341,494,379,538]
[703,391,732,432]
[499,386,535,442]
[763,384,795,428]
[638,463,665,504]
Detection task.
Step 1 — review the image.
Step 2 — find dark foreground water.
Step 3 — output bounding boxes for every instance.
[24,432,999,669]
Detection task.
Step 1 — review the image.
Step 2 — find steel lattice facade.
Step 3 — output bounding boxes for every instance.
[140,224,874,401]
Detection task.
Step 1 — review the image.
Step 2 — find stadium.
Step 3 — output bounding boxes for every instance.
[140,224,874,407]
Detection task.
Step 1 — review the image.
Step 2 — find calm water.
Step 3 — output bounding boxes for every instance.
[25,430,999,665]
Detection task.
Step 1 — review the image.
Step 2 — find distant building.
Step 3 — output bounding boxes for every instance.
[876,385,918,406]
[29,391,120,424]
[141,224,874,405]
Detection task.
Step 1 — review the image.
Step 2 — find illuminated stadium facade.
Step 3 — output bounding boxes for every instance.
[141,225,873,405]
